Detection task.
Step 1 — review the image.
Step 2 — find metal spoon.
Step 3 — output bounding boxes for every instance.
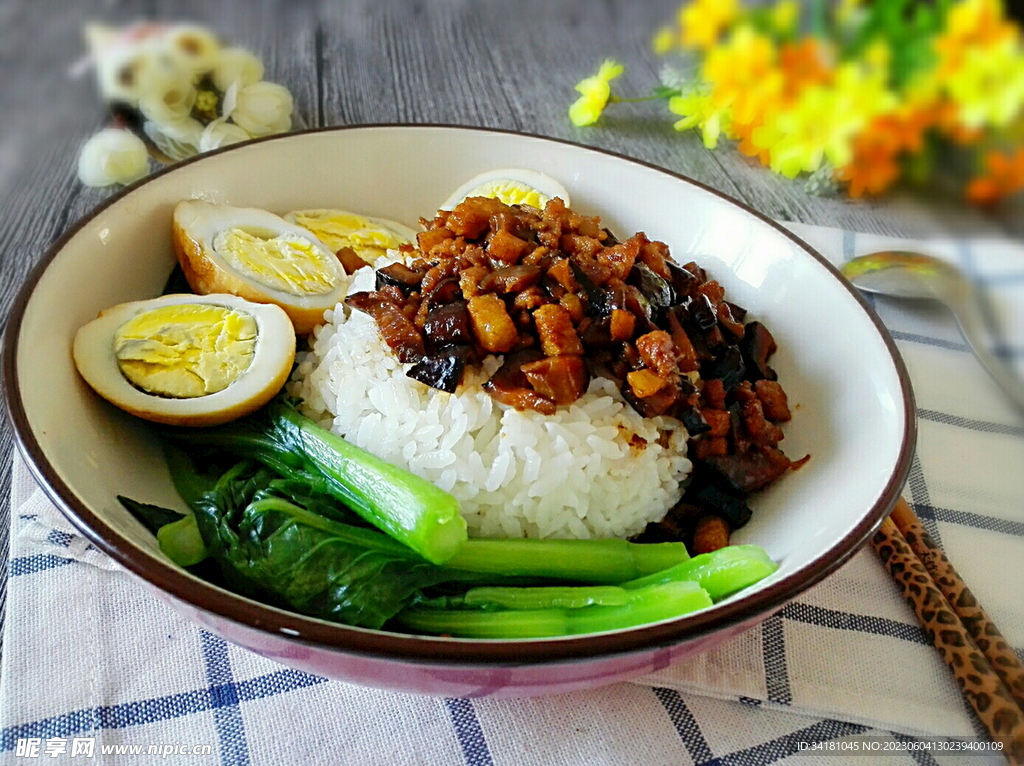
[841,251,1024,413]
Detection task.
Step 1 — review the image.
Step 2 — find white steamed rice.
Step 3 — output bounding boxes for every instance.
[289,261,693,540]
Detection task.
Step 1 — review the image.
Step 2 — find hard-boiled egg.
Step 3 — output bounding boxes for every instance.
[283,208,419,267]
[172,201,348,334]
[73,293,295,427]
[439,168,570,211]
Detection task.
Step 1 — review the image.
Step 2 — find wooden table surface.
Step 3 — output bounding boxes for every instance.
[0,0,1018,658]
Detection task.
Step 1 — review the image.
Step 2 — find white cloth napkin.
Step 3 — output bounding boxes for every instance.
[1,222,1021,766]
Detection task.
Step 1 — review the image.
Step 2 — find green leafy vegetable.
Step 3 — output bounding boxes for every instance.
[129,399,777,637]
[141,448,700,630]
[163,444,223,507]
[187,460,468,628]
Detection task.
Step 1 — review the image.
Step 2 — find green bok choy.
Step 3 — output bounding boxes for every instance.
[161,399,467,565]
[120,399,778,635]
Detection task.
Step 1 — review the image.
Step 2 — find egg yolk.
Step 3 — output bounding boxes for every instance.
[289,211,406,261]
[113,304,257,398]
[467,181,549,209]
[213,227,342,296]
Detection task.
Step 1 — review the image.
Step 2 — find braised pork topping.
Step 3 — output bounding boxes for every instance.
[344,195,805,550]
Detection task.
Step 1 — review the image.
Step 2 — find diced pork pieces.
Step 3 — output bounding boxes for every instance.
[348,193,803,550]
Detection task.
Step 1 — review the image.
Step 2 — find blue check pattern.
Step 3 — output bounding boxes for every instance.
[1,224,1020,765]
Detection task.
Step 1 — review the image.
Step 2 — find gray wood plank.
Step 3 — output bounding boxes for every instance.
[0,0,155,668]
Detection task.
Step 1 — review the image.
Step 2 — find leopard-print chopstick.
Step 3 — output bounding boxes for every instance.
[872,516,1024,763]
[890,497,1024,714]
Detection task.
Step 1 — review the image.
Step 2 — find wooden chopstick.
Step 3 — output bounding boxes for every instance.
[889,497,1024,713]
[872,506,1024,764]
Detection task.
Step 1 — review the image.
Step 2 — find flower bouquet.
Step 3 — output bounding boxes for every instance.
[76,23,295,187]
[569,0,1024,207]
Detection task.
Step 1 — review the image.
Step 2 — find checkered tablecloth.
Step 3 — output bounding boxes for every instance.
[1,223,1021,765]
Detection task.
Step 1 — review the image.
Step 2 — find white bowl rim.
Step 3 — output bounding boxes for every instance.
[1,123,917,665]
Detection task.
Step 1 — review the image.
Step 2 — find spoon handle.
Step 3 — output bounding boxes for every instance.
[948,288,1024,415]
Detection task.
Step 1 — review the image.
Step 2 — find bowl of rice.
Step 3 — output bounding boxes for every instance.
[3,125,915,698]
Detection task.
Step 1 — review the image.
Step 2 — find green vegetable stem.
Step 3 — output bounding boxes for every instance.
[622,544,779,601]
[162,399,468,565]
[393,581,714,639]
[156,514,209,567]
[446,585,632,610]
[446,537,690,584]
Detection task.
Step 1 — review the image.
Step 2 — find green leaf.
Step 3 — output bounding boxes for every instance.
[188,460,458,628]
[118,495,184,536]
[161,264,192,296]
[651,85,684,100]
[842,0,952,87]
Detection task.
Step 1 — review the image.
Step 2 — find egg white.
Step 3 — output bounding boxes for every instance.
[172,200,349,334]
[439,168,570,211]
[73,293,296,427]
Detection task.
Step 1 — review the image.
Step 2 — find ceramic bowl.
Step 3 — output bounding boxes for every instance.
[2,126,915,698]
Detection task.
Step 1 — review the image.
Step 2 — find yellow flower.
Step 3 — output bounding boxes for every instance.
[904,66,940,105]
[863,40,891,73]
[702,27,780,126]
[669,90,728,148]
[652,26,677,54]
[569,60,624,127]
[778,38,834,101]
[770,0,799,35]
[947,0,1015,43]
[837,107,940,197]
[679,0,740,51]
[836,0,862,28]
[934,0,1018,78]
[755,62,896,178]
[945,35,1024,129]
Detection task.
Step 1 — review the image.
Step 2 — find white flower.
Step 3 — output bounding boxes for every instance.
[77,129,150,187]
[230,81,293,137]
[144,118,204,162]
[84,23,171,104]
[164,25,221,76]
[199,120,250,152]
[83,23,122,55]
[212,48,264,93]
[94,43,166,105]
[138,64,196,124]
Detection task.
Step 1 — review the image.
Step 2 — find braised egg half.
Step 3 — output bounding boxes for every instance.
[283,208,419,268]
[172,201,348,334]
[439,168,570,211]
[73,294,295,427]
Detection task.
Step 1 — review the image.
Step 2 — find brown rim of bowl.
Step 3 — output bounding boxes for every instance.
[2,123,917,665]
